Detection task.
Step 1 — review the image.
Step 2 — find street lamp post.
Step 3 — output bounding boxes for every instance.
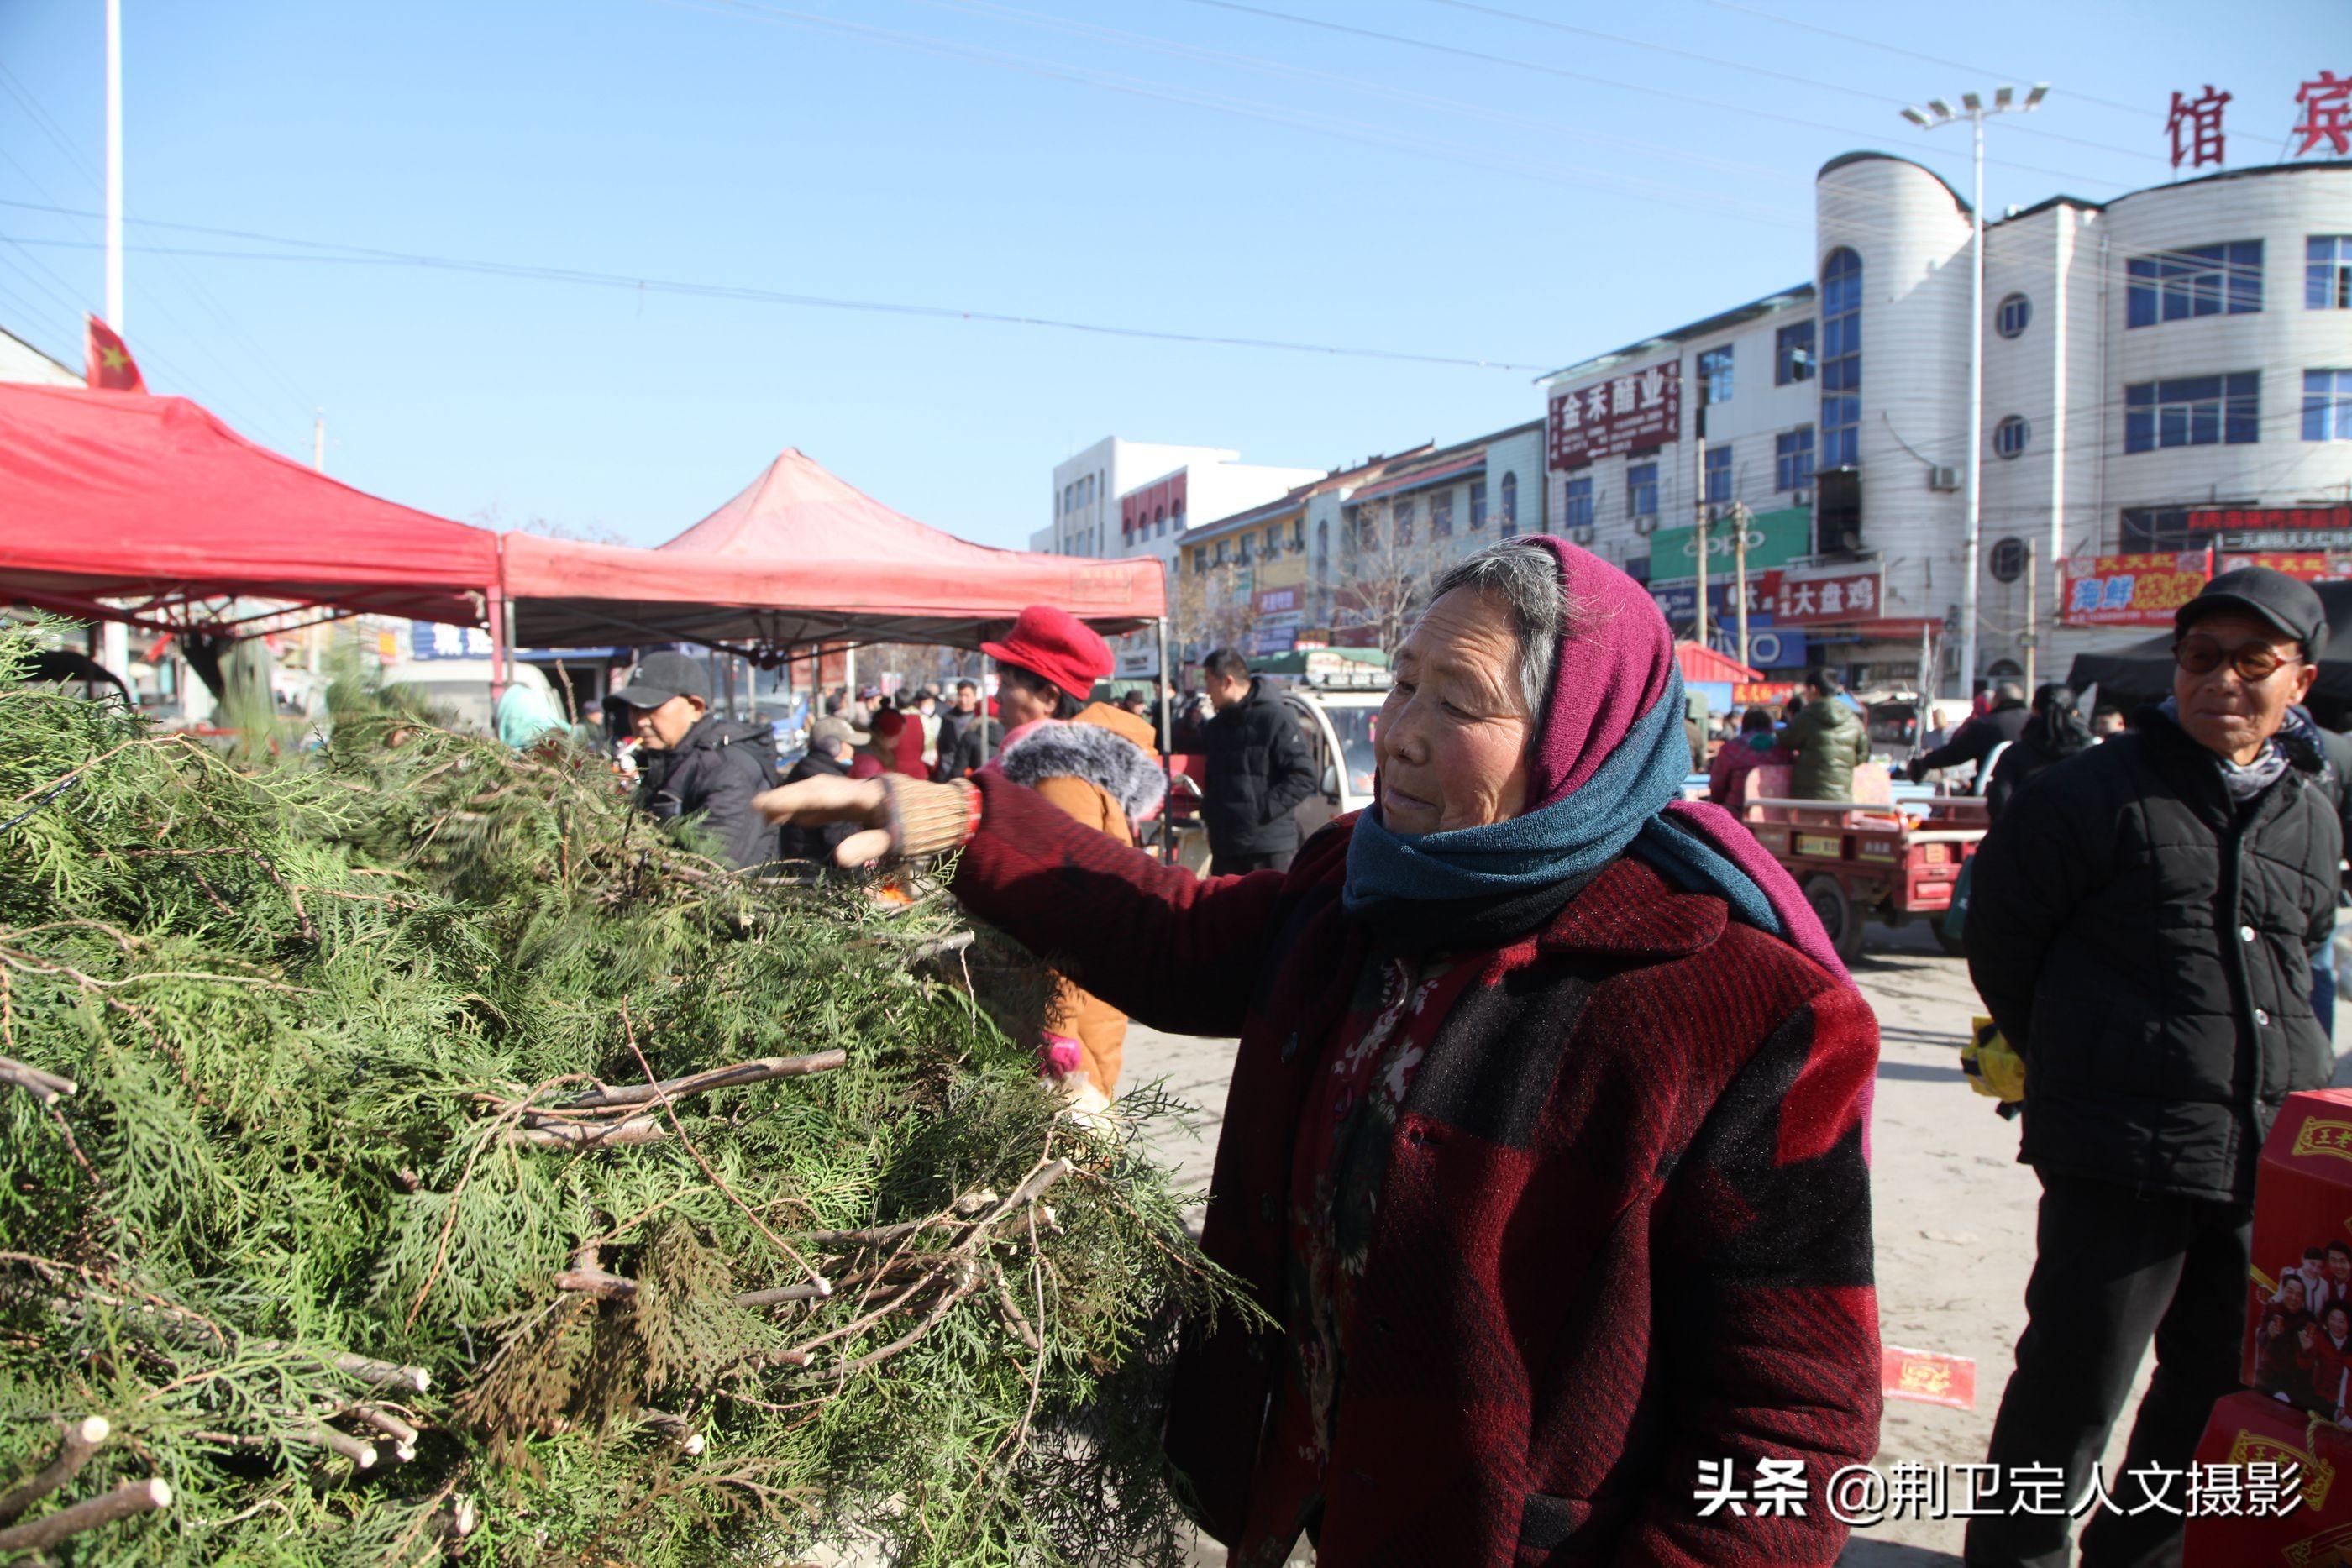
[1901,84,2048,700]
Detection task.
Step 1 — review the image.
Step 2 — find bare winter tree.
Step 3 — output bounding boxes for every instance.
[1333,494,1452,656]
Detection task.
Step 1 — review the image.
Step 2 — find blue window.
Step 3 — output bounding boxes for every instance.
[2307,370,2352,441]
[1468,478,1488,530]
[2313,238,2352,310]
[1499,472,1519,535]
[1429,490,1454,538]
[1628,463,1658,520]
[1993,415,2030,459]
[1562,474,1591,532]
[1394,496,1415,545]
[1996,293,2031,338]
[1698,345,1734,405]
[2126,241,2262,327]
[2124,373,2260,453]
[1819,249,1862,469]
[1776,321,1814,385]
[1704,444,1732,505]
[1775,427,1814,492]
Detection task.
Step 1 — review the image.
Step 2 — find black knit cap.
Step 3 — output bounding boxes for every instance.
[2176,567,2328,657]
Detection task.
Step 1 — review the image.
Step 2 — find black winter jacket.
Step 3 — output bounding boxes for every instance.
[633,714,780,870]
[777,748,854,864]
[1913,700,2030,780]
[1966,708,2341,1203]
[1200,680,1318,858]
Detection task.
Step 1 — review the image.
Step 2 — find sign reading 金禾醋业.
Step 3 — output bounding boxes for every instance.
[1547,361,1682,470]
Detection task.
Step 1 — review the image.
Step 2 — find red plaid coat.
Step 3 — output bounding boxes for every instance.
[951,773,1882,1565]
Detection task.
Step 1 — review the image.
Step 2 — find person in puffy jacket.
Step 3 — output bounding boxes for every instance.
[1964,568,2343,1568]
[1907,679,2029,787]
[1772,668,1865,801]
[777,716,866,866]
[617,651,780,870]
[1983,682,2093,820]
[1707,705,1780,806]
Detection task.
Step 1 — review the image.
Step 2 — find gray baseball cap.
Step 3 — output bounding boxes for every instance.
[612,652,711,710]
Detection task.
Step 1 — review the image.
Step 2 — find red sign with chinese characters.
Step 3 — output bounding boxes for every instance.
[2190,504,2352,533]
[1882,1345,1977,1410]
[2059,553,2209,627]
[1770,566,1884,625]
[1546,360,1682,470]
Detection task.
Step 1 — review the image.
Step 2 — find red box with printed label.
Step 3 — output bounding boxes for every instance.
[2183,1390,2352,1567]
[2244,1090,2352,1418]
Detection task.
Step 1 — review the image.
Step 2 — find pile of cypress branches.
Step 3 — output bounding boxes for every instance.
[0,626,1239,1565]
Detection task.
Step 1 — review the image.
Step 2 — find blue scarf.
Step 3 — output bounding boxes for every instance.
[1343,666,1788,939]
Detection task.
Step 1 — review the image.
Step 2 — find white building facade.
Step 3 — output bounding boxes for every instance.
[1541,155,2352,695]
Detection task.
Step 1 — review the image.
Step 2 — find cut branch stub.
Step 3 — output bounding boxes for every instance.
[504,1114,667,1151]
[0,1476,171,1555]
[0,1414,109,1525]
[563,1049,848,1112]
[0,1056,76,1104]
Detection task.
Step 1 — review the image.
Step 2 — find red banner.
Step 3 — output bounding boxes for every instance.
[1882,1345,1977,1410]
[1733,680,1800,707]
[2189,504,2352,533]
[1547,360,1681,470]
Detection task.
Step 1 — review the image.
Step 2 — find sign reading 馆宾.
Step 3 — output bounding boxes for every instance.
[1547,360,1682,470]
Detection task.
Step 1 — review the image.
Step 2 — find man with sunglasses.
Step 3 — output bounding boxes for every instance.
[1964,567,2342,1568]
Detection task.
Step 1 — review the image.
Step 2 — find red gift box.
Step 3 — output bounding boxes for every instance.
[2246,1091,2352,1419]
[2183,1391,2352,1567]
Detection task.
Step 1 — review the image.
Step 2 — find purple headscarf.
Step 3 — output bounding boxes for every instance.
[1519,536,1855,987]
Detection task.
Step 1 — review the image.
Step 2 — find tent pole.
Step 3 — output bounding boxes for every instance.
[487,584,509,704]
[1156,614,1174,866]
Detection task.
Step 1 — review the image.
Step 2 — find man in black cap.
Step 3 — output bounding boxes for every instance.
[614,651,781,870]
[1965,567,2342,1568]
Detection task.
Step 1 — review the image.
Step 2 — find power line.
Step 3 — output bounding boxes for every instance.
[0,212,1551,372]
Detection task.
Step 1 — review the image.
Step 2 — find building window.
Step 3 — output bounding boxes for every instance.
[1213,539,1227,564]
[1820,248,1861,469]
[1996,293,2031,338]
[1989,537,2027,584]
[2307,370,2352,441]
[1290,517,1305,553]
[1191,548,1206,576]
[1562,475,1593,532]
[2124,373,2260,452]
[2313,238,2352,309]
[1316,518,1328,571]
[1775,427,1814,492]
[1468,479,1488,530]
[1628,463,1657,521]
[1499,472,1519,535]
[1776,321,1814,385]
[1698,345,1734,405]
[1237,535,1252,565]
[1429,490,1454,538]
[1394,496,1415,545]
[2126,240,2263,327]
[1993,415,2030,459]
[2119,506,2197,553]
[1704,444,1731,505]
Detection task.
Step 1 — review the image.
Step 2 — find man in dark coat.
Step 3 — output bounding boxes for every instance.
[1198,647,1318,876]
[1965,568,2343,1568]
[1907,679,2030,786]
[777,716,865,865]
[619,651,781,870]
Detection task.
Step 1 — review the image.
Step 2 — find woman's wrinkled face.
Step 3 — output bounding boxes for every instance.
[1375,588,1532,836]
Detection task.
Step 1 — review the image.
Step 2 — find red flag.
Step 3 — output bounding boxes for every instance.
[84,314,147,392]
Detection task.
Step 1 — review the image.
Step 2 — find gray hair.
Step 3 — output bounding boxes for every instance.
[1420,539,1583,720]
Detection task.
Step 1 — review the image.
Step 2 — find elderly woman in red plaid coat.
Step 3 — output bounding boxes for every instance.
[759,538,1882,1566]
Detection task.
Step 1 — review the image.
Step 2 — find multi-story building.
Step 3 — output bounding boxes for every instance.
[1,326,77,387]
[1541,155,2352,695]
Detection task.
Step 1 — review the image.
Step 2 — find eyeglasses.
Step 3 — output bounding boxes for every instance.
[2173,634,2302,683]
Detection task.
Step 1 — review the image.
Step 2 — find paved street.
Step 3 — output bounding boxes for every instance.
[1134,916,2323,1567]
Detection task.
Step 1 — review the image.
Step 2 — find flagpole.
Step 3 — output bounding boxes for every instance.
[104,0,123,331]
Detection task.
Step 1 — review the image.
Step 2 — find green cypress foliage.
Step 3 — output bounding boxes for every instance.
[0,628,1240,1565]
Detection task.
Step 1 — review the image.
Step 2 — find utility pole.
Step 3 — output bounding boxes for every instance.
[1693,417,1709,648]
[2022,538,2039,693]
[1902,84,2048,701]
[1732,501,1751,670]
[104,0,123,331]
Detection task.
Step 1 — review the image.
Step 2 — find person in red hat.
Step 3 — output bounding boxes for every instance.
[866,707,928,780]
[978,607,1163,1109]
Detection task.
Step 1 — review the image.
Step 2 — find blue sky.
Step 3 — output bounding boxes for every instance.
[0,0,2328,550]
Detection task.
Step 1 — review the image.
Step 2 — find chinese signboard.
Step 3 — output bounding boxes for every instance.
[407,621,494,659]
[1650,570,1782,627]
[2189,505,2352,533]
[2295,71,2351,157]
[1770,565,1884,626]
[1255,586,1299,615]
[2061,551,2352,627]
[1649,506,1813,583]
[1546,359,1682,470]
[2167,86,2230,169]
[1734,680,1801,707]
[2059,553,2216,627]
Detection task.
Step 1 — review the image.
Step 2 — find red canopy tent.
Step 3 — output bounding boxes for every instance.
[0,384,501,637]
[503,449,1165,653]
